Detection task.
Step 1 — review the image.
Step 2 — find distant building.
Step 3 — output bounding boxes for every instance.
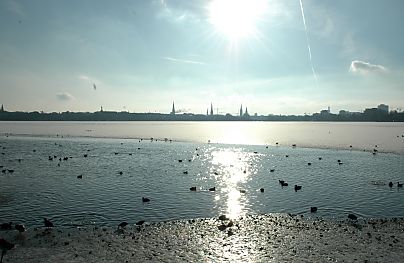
[0,104,4,112]
[239,104,243,117]
[377,104,389,113]
[244,107,249,117]
[171,102,175,115]
[320,106,331,115]
[210,103,213,116]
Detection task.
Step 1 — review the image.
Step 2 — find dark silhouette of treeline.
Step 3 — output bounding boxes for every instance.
[1,108,403,121]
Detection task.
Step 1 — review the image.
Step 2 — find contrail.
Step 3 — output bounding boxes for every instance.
[299,0,318,88]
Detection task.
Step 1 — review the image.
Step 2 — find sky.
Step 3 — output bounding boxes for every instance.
[1,0,404,115]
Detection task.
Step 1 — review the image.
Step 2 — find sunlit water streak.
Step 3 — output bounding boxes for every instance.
[0,132,403,228]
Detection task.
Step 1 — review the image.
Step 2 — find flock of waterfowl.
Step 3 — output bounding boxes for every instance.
[1,135,403,261]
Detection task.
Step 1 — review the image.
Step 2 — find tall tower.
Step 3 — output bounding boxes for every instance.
[100,106,103,112]
[210,103,213,116]
[0,104,4,112]
[244,107,249,116]
[171,102,175,115]
[239,104,243,117]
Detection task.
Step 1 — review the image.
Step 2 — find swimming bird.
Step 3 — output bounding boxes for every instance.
[15,224,26,233]
[348,214,358,220]
[292,144,296,147]
[189,186,197,191]
[183,171,188,174]
[0,238,15,263]
[83,154,88,157]
[279,180,285,184]
[209,187,216,191]
[218,215,228,221]
[310,207,317,213]
[260,188,264,192]
[136,220,145,226]
[0,222,12,230]
[294,185,302,191]
[142,197,150,203]
[239,189,246,193]
[318,157,322,160]
[307,162,312,166]
[281,182,288,187]
[118,171,123,175]
[285,155,289,158]
[270,169,275,172]
[118,222,128,229]
[178,160,183,163]
[77,175,82,179]
[44,218,54,228]
[389,182,393,187]
[398,182,403,188]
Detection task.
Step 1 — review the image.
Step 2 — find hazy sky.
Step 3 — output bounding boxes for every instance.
[1,0,403,115]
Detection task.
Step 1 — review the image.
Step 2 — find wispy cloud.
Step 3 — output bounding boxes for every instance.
[56,92,74,101]
[162,57,206,65]
[349,60,387,74]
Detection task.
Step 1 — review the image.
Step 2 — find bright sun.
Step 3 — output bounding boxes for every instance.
[208,0,267,40]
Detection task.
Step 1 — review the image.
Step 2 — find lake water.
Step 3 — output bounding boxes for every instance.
[0,121,404,228]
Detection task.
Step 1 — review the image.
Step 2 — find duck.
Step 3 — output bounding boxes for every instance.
[307,162,312,166]
[398,182,403,188]
[281,182,288,187]
[142,197,150,203]
[209,187,216,192]
[118,222,128,229]
[189,186,197,191]
[279,180,285,184]
[0,238,15,262]
[15,224,26,233]
[310,207,317,213]
[0,222,12,230]
[44,218,54,228]
[270,169,275,172]
[388,182,393,187]
[294,185,302,191]
[77,175,82,179]
[348,214,357,220]
[136,220,145,226]
[260,188,264,193]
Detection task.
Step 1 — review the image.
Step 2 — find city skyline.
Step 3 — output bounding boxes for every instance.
[1,1,404,114]
[0,101,397,117]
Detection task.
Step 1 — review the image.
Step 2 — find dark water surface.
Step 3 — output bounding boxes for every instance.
[1,133,403,228]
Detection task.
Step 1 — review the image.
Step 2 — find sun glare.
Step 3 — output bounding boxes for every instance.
[208,0,267,40]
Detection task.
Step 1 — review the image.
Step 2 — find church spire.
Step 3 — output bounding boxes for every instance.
[0,104,4,112]
[240,104,243,117]
[171,101,175,115]
[210,102,213,116]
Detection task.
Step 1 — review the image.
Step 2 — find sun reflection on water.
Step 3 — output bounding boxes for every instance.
[210,148,257,218]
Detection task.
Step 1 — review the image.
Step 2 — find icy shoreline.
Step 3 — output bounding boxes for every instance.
[1,214,403,262]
